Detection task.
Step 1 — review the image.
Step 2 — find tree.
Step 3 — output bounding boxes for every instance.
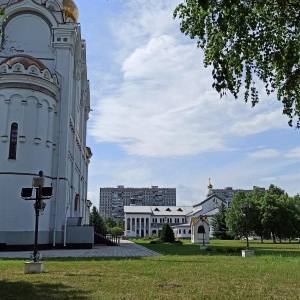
[89,206,106,233]
[247,187,267,243]
[160,223,175,243]
[0,8,4,35]
[174,1,300,127]
[226,191,249,239]
[211,203,231,239]
[104,217,117,230]
[260,184,298,243]
[110,227,123,236]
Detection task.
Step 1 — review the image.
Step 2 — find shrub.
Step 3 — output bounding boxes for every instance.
[226,248,235,253]
[150,240,157,244]
[160,223,175,243]
[235,247,244,253]
[174,240,183,246]
[110,227,123,236]
[215,248,223,253]
[205,247,212,251]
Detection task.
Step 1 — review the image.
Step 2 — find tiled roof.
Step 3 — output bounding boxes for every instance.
[1,55,47,70]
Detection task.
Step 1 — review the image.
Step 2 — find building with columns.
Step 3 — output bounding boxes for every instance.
[124,181,266,241]
[0,0,93,250]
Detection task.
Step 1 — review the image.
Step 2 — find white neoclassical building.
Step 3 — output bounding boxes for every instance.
[124,182,230,243]
[0,0,93,250]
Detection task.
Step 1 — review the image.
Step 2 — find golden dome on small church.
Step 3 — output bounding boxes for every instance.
[207,178,213,189]
[63,0,79,22]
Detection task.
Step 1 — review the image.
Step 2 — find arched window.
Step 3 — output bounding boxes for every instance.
[198,226,205,234]
[188,229,191,234]
[183,229,186,234]
[9,123,18,159]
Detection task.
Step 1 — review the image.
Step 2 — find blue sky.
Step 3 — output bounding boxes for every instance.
[76,0,300,208]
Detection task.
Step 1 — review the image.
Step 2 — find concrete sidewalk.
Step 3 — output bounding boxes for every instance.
[0,240,162,259]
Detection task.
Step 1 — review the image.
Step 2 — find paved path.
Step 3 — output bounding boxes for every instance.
[0,240,162,259]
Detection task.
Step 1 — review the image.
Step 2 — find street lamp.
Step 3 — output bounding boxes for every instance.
[21,170,52,262]
[240,203,252,250]
[199,215,207,249]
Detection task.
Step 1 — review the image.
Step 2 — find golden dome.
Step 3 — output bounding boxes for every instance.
[63,0,79,22]
[207,178,213,189]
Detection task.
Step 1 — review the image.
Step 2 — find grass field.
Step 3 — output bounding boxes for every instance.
[1,240,300,300]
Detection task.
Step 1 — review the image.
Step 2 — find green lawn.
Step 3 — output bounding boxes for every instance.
[1,240,300,299]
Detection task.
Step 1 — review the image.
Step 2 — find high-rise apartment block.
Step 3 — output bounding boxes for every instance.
[99,186,176,220]
[207,180,265,206]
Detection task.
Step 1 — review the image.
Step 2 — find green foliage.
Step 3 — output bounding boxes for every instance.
[160,223,175,243]
[174,240,183,246]
[0,8,5,36]
[226,191,251,239]
[260,184,300,242]
[110,227,123,236]
[104,217,117,229]
[225,184,300,243]
[89,206,105,233]
[174,1,300,126]
[211,203,231,239]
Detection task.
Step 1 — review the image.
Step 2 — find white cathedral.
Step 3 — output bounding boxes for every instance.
[0,0,93,250]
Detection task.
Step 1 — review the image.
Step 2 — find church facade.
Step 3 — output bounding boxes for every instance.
[0,0,93,249]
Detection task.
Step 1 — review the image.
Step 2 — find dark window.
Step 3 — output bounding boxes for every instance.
[198,226,205,234]
[9,123,18,159]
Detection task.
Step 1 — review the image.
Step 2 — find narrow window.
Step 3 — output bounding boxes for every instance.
[9,123,18,159]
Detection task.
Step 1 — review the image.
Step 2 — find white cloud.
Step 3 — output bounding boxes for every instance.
[248,148,280,158]
[88,0,290,158]
[285,147,300,158]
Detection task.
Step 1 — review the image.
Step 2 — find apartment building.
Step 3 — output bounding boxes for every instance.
[99,185,176,221]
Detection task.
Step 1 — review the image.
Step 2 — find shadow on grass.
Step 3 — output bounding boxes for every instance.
[0,280,89,300]
[135,242,300,257]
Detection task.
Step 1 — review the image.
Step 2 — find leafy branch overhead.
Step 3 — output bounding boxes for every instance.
[0,8,4,35]
[174,0,300,127]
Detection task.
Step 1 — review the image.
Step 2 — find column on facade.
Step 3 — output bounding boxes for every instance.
[139,218,141,237]
[3,99,10,136]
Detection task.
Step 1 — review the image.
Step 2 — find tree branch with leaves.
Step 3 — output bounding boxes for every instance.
[174,0,300,127]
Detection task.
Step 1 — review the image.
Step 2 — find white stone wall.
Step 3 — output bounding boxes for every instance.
[0,0,91,247]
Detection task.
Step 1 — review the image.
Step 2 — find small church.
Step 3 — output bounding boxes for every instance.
[0,0,93,250]
[124,180,226,243]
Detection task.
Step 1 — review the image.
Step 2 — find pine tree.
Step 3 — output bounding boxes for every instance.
[160,223,175,243]
[211,203,231,239]
[89,206,105,233]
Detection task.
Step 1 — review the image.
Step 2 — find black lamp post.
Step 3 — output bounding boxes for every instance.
[240,203,252,250]
[200,215,206,247]
[21,171,52,262]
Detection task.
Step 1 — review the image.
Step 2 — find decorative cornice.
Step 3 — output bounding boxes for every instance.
[0,82,56,98]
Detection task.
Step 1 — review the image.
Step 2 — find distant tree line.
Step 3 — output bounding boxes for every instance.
[211,185,300,243]
[89,206,123,236]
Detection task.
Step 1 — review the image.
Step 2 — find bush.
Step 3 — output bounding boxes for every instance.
[174,240,183,246]
[226,248,235,253]
[215,248,223,253]
[205,247,212,251]
[150,240,157,244]
[160,223,175,243]
[235,247,244,253]
[110,227,123,236]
